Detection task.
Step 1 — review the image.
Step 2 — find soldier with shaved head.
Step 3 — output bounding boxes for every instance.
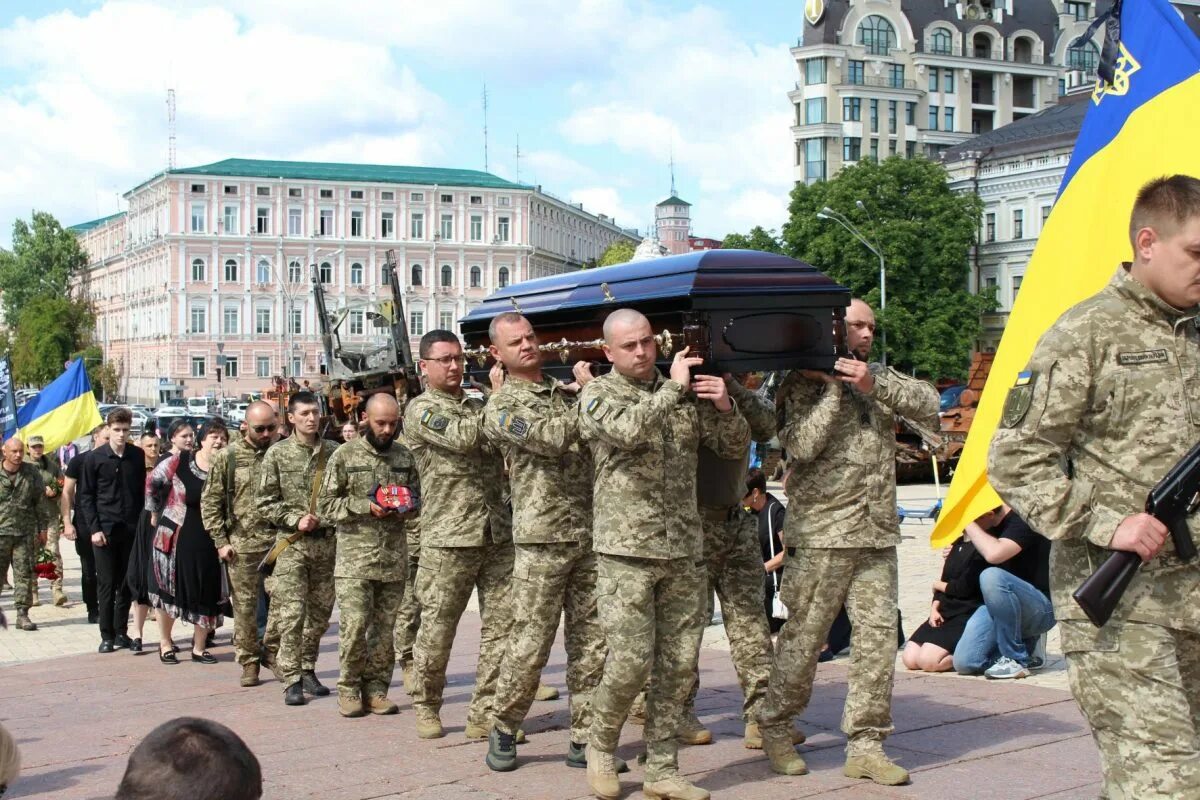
[1,436,45,631]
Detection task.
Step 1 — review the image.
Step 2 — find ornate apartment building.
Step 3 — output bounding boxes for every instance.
[71,158,637,404]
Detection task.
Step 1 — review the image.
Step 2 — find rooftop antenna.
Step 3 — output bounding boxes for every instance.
[669,146,677,197]
[166,88,177,170]
[515,134,521,183]
[482,84,489,173]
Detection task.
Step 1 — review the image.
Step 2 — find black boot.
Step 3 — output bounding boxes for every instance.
[301,670,331,697]
[284,683,307,706]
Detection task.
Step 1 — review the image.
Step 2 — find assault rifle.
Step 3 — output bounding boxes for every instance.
[1072,440,1200,627]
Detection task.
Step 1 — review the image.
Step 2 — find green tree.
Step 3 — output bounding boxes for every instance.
[721,226,785,254]
[0,211,89,325]
[10,296,95,385]
[781,157,991,380]
[597,239,636,267]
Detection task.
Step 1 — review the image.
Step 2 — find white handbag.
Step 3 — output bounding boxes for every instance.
[767,504,789,620]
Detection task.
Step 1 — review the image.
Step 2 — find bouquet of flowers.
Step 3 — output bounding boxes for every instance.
[34,547,59,581]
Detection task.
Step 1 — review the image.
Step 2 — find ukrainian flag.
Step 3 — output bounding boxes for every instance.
[7,358,103,451]
[932,0,1200,547]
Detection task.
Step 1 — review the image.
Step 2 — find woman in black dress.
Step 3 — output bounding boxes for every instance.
[124,433,163,653]
[743,468,788,634]
[146,419,227,664]
[902,535,987,672]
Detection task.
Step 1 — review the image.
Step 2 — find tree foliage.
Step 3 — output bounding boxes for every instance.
[597,239,636,267]
[721,226,785,254]
[11,296,95,386]
[781,157,992,380]
[0,211,88,325]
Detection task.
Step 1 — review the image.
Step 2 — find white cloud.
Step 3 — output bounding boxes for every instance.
[567,187,637,229]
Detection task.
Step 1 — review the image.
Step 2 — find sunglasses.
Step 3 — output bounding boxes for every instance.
[251,424,278,434]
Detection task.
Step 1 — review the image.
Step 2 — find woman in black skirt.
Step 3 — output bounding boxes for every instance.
[124,432,163,653]
[902,535,987,672]
[146,419,227,664]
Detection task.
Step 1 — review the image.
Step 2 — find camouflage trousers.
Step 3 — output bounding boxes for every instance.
[412,542,514,729]
[335,577,405,699]
[757,546,898,755]
[1062,618,1200,799]
[492,542,605,743]
[269,533,336,690]
[228,547,270,666]
[590,553,706,782]
[393,523,421,663]
[686,510,772,721]
[39,503,64,592]
[0,534,34,613]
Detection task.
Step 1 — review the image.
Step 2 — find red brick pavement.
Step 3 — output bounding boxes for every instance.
[1,614,1101,799]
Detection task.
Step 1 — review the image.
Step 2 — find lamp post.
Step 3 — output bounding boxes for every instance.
[816,205,888,366]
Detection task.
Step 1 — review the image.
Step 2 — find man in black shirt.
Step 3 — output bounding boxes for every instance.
[78,409,146,652]
[952,505,1054,679]
[61,424,108,624]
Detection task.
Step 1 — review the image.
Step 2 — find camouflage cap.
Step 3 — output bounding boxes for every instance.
[28,435,44,446]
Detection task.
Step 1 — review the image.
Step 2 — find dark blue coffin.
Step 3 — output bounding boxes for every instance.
[459,249,850,375]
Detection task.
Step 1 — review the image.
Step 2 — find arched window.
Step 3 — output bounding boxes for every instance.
[973,32,993,59]
[319,261,332,284]
[857,15,895,55]
[930,28,952,55]
[288,259,302,283]
[441,264,453,287]
[469,265,481,288]
[191,258,206,282]
[411,264,423,286]
[498,266,510,288]
[1067,41,1099,72]
[350,262,363,285]
[1013,36,1034,64]
[224,258,238,282]
[256,258,271,284]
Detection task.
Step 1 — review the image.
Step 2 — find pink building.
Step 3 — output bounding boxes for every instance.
[654,195,693,255]
[71,159,637,405]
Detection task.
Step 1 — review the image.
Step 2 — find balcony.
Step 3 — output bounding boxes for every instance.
[839,76,918,91]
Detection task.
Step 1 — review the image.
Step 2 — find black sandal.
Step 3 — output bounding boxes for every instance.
[159,646,179,665]
[191,650,217,664]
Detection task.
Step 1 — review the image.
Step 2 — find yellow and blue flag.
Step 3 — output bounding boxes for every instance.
[932,0,1200,547]
[6,358,103,451]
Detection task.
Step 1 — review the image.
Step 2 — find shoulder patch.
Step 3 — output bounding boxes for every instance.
[1000,371,1036,428]
[505,414,530,438]
[420,409,450,432]
[585,397,609,422]
[1116,348,1169,366]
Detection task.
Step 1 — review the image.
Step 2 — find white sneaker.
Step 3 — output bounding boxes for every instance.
[984,656,1029,680]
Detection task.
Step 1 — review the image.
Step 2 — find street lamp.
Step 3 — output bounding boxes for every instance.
[816,205,888,366]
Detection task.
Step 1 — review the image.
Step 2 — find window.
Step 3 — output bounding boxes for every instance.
[350,189,364,200]
[190,204,206,233]
[843,97,862,121]
[410,192,424,202]
[411,264,423,286]
[223,206,239,235]
[256,207,270,234]
[470,195,483,204]
[928,105,939,130]
[350,210,364,237]
[1066,1,1088,20]
[411,212,424,239]
[224,356,239,379]
[288,259,302,283]
[843,136,862,162]
[470,215,483,241]
[804,57,826,84]
[931,28,952,55]
[869,99,879,133]
[888,100,897,133]
[223,307,239,335]
[224,258,239,282]
[191,356,206,377]
[497,196,511,207]
[889,139,897,156]
[469,265,481,287]
[289,308,302,334]
[191,258,206,282]
[224,185,238,195]
[349,311,364,336]
[498,266,510,288]
[319,209,334,236]
[291,357,302,377]
[1012,275,1023,303]
[381,191,394,201]
[1041,205,1052,228]
[804,139,826,182]
[805,97,826,124]
[869,138,879,161]
[256,186,270,197]
[440,264,453,287]
[884,64,902,89]
[847,60,865,84]
[1068,42,1099,73]
[288,187,302,198]
[906,140,916,158]
[1012,209,1024,239]
[350,262,363,285]
[906,102,916,125]
[410,310,425,336]
[288,207,302,236]
[439,311,453,331]
[928,67,939,92]
[256,258,271,284]
[256,356,271,378]
[380,265,390,285]
[319,189,333,199]
[319,262,332,283]
[440,214,453,240]
[985,276,998,289]
[857,15,895,55]
[985,213,996,242]
[498,216,510,242]
[381,211,395,238]
[944,107,955,131]
[190,307,206,333]
[254,304,271,333]
[191,183,206,194]
[943,69,955,93]
[441,193,453,203]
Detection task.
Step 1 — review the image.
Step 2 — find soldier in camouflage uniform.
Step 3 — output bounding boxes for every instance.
[580,309,749,800]
[403,329,515,741]
[755,299,938,786]
[989,176,1200,799]
[201,401,278,687]
[393,512,421,694]
[258,391,339,706]
[319,393,418,718]
[1,437,45,631]
[478,312,608,773]
[26,435,67,607]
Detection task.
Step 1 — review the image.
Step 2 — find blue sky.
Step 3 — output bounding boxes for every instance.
[0,0,803,250]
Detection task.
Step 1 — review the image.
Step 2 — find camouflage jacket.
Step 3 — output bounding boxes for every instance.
[317,436,419,581]
[258,434,340,539]
[989,266,1200,635]
[0,462,45,537]
[695,379,777,510]
[579,370,750,560]
[778,364,939,548]
[404,387,511,548]
[483,375,592,545]
[200,437,273,551]
[27,453,63,509]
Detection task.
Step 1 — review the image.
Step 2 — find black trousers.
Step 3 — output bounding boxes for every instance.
[74,533,98,613]
[94,523,134,641]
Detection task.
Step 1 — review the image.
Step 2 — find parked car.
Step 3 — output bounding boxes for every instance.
[226,402,250,425]
[939,384,967,413]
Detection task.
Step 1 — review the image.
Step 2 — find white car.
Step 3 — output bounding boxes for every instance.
[227,403,249,425]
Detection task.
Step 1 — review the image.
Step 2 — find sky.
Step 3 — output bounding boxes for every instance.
[0,0,803,250]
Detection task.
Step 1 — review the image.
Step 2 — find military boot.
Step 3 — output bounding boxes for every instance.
[301,670,331,696]
[585,746,620,800]
[366,694,399,715]
[843,750,909,785]
[642,775,711,800]
[415,707,445,739]
[53,586,68,607]
[338,694,366,718]
[676,712,712,745]
[762,726,807,775]
[284,683,307,706]
[744,721,806,750]
[566,741,630,773]
[401,661,416,696]
[15,612,37,631]
[240,663,261,687]
[466,722,525,742]
[534,683,559,701]
[485,726,518,772]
